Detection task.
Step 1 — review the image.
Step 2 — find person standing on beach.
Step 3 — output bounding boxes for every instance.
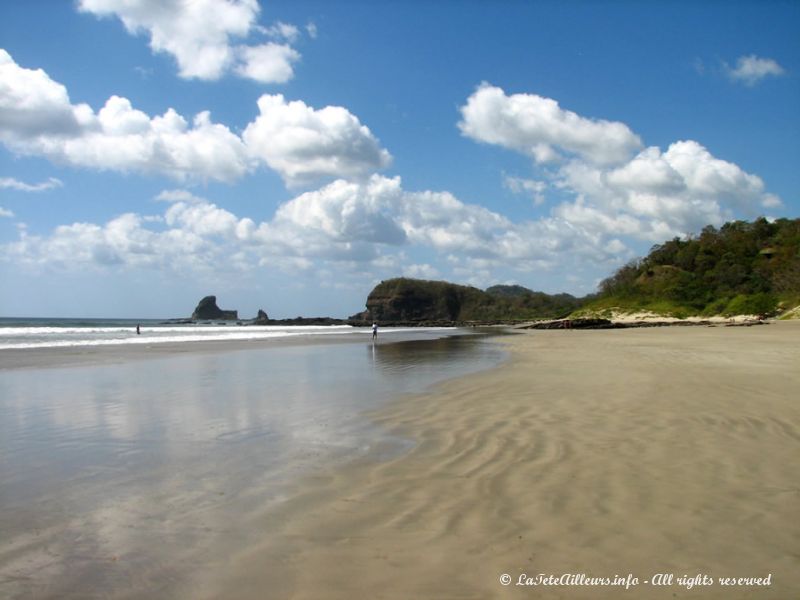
[372,322,378,340]
[136,324,140,335]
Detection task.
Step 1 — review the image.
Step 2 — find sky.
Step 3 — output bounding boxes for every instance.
[1,1,798,319]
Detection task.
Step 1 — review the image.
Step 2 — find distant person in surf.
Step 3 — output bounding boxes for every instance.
[372,322,378,340]
[136,324,140,335]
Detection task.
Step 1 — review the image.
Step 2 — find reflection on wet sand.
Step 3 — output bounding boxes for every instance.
[370,332,504,375]
[0,333,503,600]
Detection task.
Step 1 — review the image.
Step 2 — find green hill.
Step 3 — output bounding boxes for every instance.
[583,217,800,318]
[364,278,582,322]
[359,218,799,323]
[484,284,534,298]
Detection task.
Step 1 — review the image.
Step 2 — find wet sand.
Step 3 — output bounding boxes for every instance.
[195,321,800,599]
[0,328,465,371]
[0,333,504,600]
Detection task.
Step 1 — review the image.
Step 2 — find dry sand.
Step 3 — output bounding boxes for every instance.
[192,321,800,600]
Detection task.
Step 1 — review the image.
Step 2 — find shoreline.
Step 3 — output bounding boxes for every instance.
[0,327,493,371]
[0,333,368,371]
[193,320,800,599]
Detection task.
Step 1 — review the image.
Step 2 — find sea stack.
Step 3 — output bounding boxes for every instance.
[191,296,238,320]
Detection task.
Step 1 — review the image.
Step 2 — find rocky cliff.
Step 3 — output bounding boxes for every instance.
[191,296,238,320]
[365,278,486,322]
[362,278,584,324]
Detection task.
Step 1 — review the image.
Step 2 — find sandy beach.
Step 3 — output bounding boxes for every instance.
[193,321,800,600]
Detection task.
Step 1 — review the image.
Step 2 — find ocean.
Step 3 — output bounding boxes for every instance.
[0,325,506,598]
[0,317,453,350]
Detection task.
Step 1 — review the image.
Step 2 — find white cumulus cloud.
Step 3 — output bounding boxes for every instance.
[1,51,395,187]
[6,193,257,271]
[77,0,303,83]
[0,206,14,218]
[458,84,781,244]
[265,175,623,269]
[725,55,786,86]
[0,50,250,182]
[164,196,255,240]
[459,83,642,166]
[553,140,777,241]
[0,49,89,140]
[235,43,300,84]
[243,94,392,187]
[3,178,629,279]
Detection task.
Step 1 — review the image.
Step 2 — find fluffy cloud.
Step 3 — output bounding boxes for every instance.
[1,52,394,187]
[0,206,14,218]
[235,43,300,84]
[725,55,785,86]
[61,97,250,181]
[4,178,625,277]
[555,141,778,241]
[0,51,250,182]
[459,83,642,166]
[164,196,255,240]
[459,84,780,243]
[251,175,623,269]
[77,0,302,83]
[243,94,392,187]
[6,193,258,271]
[0,176,63,192]
[0,49,89,140]
[273,177,406,246]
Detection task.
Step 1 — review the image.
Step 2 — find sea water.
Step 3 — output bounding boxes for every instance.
[0,317,452,350]
[0,331,505,598]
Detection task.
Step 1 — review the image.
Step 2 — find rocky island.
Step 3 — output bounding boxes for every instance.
[184,295,347,326]
[191,296,238,321]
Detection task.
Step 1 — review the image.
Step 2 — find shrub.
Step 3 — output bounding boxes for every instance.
[723,293,778,317]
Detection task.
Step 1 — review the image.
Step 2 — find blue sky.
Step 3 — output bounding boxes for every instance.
[1,1,798,318]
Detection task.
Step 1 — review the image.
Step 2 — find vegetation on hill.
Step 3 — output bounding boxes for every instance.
[365,278,581,322]
[361,218,799,323]
[485,285,585,317]
[583,217,800,318]
[484,285,534,298]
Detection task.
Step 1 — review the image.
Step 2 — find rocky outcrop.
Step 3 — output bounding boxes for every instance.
[249,308,347,326]
[365,278,484,322]
[265,316,347,326]
[362,278,584,324]
[522,318,766,329]
[191,296,238,320]
[524,318,620,330]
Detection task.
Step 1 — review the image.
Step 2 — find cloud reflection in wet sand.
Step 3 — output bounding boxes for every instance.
[0,334,503,599]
